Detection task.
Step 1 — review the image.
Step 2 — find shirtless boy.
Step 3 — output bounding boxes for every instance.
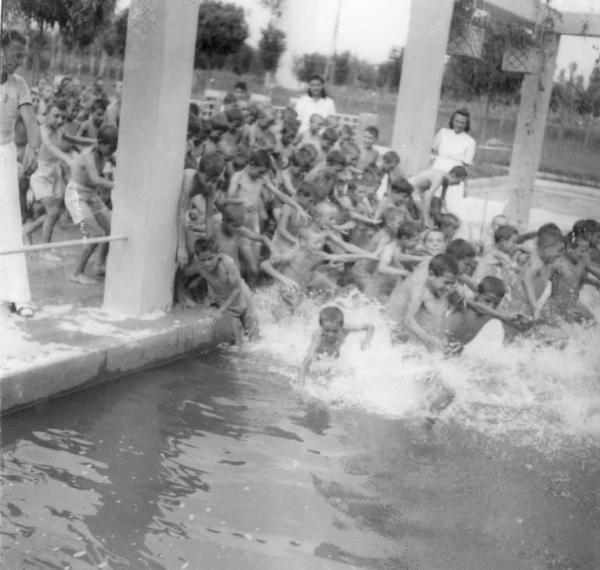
[299,306,374,384]
[387,253,459,352]
[190,236,258,345]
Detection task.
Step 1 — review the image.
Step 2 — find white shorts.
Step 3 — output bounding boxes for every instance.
[64,180,108,225]
[30,162,66,201]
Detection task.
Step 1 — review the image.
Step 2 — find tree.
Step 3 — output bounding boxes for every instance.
[258,23,286,73]
[293,53,327,83]
[195,0,249,69]
[377,47,403,91]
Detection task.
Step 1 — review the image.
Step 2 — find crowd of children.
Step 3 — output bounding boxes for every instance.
[18,76,600,377]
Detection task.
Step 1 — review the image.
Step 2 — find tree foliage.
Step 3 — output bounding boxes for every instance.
[258,24,286,72]
[18,0,116,49]
[195,0,249,69]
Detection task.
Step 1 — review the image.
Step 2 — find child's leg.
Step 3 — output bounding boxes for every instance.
[39,195,63,244]
[93,210,111,273]
[70,215,105,284]
[238,240,259,289]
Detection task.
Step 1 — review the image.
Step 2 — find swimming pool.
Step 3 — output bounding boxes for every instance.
[2,324,600,570]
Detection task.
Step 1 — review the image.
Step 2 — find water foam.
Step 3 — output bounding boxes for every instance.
[250,286,600,452]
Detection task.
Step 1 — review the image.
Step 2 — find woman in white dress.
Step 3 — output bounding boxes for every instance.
[295,74,336,132]
[431,108,478,238]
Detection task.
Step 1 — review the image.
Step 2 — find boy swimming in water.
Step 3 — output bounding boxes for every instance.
[299,306,374,384]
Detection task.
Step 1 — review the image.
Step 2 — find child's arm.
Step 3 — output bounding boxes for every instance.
[63,132,96,146]
[260,259,301,292]
[263,178,308,220]
[299,330,322,384]
[325,231,373,256]
[213,259,243,321]
[322,251,379,263]
[236,226,274,255]
[344,322,375,350]
[176,170,195,267]
[376,244,410,278]
[346,209,381,226]
[522,262,543,319]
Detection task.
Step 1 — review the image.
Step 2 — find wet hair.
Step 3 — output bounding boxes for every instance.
[572,219,600,239]
[321,127,339,144]
[429,253,459,277]
[537,223,563,245]
[90,97,108,113]
[396,221,421,241]
[194,236,218,253]
[209,114,229,133]
[222,202,246,225]
[199,152,225,179]
[297,181,316,198]
[189,102,200,117]
[390,178,414,196]
[478,275,506,299]
[249,149,271,169]
[326,149,346,167]
[340,139,360,158]
[364,125,379,139]
[48,98,68,113]
[289,148,312,171]
[97,125,118,147]
[223,93,237,106]
[247,103,261,120]
[1,29,27,48]
[319,306,344,327]
[283,106,298,119]
[312,170,337,199]
[381,207,404,225]
[225,106,244,125]
[448,165,468,179]
[446,238,476,260]
[448,107,471,133]
[494,224,518,244]
[382,150,400,164]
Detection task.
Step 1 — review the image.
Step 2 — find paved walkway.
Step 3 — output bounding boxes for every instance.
[0,223,219,412]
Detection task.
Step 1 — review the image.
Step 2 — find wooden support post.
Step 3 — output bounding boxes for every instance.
[391,0,455,177]
[103,0,200,315]
[504,33,560,229]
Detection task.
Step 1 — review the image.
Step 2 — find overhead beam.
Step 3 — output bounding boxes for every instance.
[554,12,600,37]
[484,0,539,24]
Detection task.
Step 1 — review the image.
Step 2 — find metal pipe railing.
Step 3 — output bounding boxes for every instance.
[0,235,127,256]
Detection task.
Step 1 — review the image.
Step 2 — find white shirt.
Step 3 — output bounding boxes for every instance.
[295,94,336,131]
[0,74,31,144]
[431,128,476,172]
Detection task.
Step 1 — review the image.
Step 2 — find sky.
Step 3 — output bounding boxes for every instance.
[116,0,600,81]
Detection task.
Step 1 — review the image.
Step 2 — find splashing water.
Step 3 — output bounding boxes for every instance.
[250,285,600,453]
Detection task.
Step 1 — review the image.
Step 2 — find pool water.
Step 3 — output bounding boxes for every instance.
[2,292,600,569]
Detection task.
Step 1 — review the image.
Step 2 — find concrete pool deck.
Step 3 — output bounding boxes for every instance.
[0,224,226,414]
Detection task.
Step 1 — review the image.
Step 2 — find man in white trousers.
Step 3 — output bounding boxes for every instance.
[0,29,41,317]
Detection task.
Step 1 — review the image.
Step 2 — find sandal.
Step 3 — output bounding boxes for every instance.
[9,302,34,318]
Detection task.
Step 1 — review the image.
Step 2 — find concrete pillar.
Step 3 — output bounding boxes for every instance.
[391,0,454,177]
[103,0,200,315]
[504,33,560,229]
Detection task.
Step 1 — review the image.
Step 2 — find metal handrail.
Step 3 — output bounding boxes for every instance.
[0,235,127,256]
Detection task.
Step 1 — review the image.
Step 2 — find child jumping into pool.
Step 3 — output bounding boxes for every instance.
[299,306,374,384]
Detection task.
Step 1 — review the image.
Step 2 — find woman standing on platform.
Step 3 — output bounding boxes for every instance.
[295,74,336,132]
[431,107,477,237]
[0,30,41,318]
